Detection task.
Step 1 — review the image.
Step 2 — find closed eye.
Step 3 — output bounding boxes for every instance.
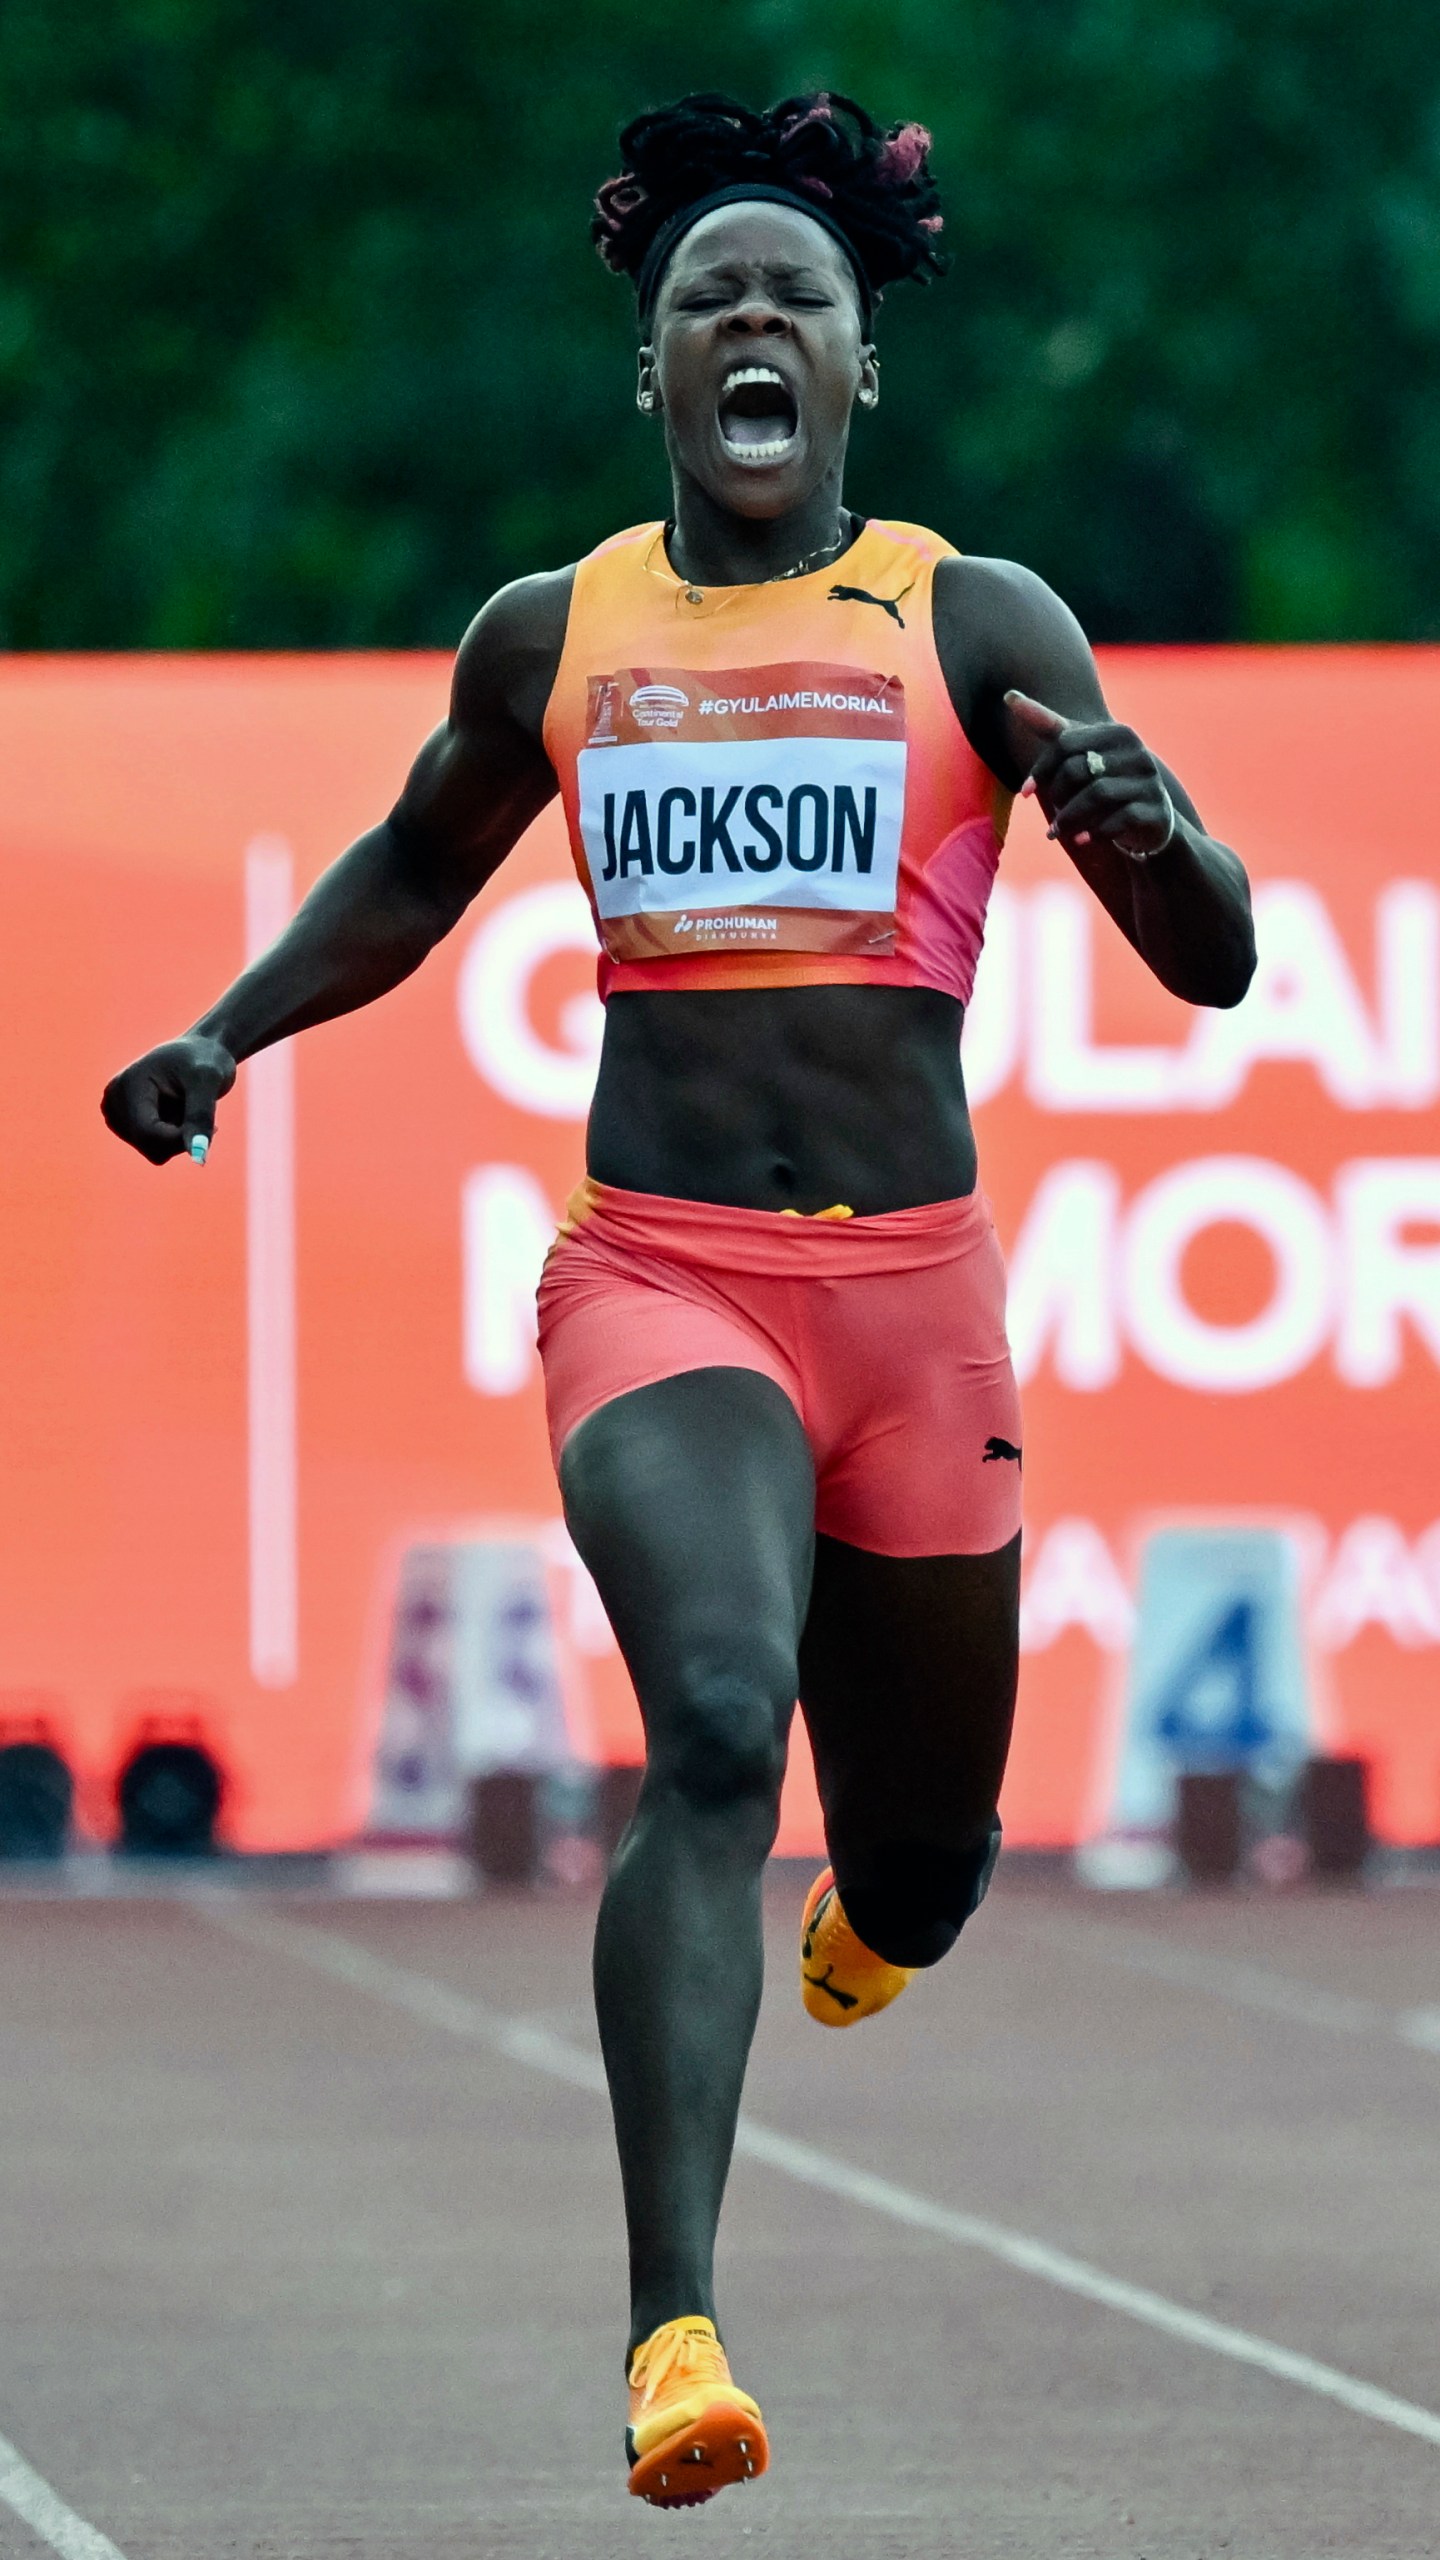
[674,277,838,314]
[676,293,831,312]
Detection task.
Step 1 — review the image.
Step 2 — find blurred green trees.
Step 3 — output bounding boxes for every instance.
[3,0,1438,647]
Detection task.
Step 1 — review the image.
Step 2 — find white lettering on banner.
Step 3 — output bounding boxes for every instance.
[457,884,602,1121]
[453,1148,1440,1399]
[1184,884,1390,1109]
[457,875,1438,1124]
[1334,1159,1440,1384]
[1376,883,1440,1104]
[461,1165,553,1395]
[1009,1155,1440,1392]
[1006,1163,1122,1388]
[961,878,1440,1112]
[1311,1517,1440,1649]
[1020,1519,1135,1652]
[1122,1157,1335,1393]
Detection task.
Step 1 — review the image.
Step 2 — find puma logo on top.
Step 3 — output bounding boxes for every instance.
[828,582,915,628]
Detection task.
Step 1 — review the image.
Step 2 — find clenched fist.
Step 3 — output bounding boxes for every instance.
[101,1034,237,1166]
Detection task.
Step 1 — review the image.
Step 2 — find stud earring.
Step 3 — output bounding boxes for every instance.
[859,389,879,409]
[637,391,655,413]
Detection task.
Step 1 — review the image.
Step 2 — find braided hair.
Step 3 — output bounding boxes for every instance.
[593,92,946,330]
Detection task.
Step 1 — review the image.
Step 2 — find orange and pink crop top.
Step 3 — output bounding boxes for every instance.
[541,517,1011,1003]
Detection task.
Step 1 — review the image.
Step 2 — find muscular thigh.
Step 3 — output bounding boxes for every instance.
[797,1531,1021,1863]
[559,1367,816,1770]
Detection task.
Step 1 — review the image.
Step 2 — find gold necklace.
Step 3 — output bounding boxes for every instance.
[643,519,852,612]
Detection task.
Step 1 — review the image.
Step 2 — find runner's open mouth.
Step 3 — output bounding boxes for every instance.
[717,367,799,461]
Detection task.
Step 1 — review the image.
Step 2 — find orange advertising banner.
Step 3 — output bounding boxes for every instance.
[2,651,1438,1851]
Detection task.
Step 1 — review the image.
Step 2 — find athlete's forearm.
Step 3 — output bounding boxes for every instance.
[190,817,469,1063]
[1126,816,1256,1009]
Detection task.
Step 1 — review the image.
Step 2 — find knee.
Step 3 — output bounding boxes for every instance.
[836,1822,1002,1970]
[649,1657,791,1825]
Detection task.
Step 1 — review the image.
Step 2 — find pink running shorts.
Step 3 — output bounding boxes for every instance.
[536,1180,1022,1559]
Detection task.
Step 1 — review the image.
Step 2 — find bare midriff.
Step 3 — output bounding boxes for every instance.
[586,982,977,1216]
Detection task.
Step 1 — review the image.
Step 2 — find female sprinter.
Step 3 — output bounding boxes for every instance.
[103,93,1255,2510]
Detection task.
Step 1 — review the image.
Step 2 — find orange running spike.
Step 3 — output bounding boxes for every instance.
[626,2316,769,2507]
[801,1865,916,2026]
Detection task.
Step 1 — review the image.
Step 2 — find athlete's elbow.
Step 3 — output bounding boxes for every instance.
[1205,925,1258,1009]
[382,807,472,937]
[1162,933,1255,1010]
[1200,864,1258,1007]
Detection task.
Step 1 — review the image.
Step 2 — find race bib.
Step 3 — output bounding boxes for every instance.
[576,662,907,960]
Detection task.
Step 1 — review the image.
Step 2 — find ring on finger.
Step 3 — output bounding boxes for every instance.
[1085,748,1107,778]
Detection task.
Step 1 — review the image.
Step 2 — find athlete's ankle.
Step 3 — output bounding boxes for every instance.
[628,2288,719,2361]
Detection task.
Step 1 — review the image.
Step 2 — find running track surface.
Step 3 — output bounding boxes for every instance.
[2,1868,1437,2559]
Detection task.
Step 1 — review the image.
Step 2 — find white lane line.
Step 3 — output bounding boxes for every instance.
[1399,2006,1440,2054]
[200,1903,1440,2455]
[1002,1908,1440,2053]
[0,2434,130,2560]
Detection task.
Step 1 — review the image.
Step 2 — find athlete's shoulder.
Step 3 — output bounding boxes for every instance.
[932,555,1105,776]
[934,553,1084,649]
[452,566,578,735]
[457,564,579,659]
[453,522,664,679]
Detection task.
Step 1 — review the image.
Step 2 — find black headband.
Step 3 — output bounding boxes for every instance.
[635,182,876,335]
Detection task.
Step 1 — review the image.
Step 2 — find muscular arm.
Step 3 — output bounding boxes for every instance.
[934,555,1256,1008]
[103,566,573,1160]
